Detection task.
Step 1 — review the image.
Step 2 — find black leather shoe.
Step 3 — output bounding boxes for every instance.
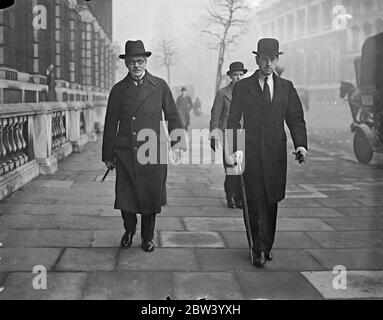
[264,251,273,261]
[227,198,235,209]
[142,239,155,252]
[121,231,135,248]
[251,251,266,268]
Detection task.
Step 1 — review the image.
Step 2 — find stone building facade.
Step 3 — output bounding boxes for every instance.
[253,0,383,104]
[0,0,117,104]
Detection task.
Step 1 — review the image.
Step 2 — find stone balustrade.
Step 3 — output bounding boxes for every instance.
[0,101,106,200]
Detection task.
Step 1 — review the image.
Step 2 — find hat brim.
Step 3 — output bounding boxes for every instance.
[119,52,152,59]
[252,51,283,55]
[227,69,248,76]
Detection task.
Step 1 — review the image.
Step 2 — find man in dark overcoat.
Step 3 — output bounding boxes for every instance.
[176,87,193,130]
[102,40,185,252]
[226,38,308,267]
[209,61,247,209]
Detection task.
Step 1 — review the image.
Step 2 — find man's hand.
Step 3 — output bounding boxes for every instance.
[104,160,115,171]
[172,148,184,164]
[293,147,308,164]
[225,150,243,166]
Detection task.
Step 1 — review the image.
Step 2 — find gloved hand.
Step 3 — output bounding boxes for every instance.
[172,148,184,164]
[104,160,115,171]
[293,146,308,164]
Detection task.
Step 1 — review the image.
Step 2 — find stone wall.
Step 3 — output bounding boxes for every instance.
[0,101,106,201]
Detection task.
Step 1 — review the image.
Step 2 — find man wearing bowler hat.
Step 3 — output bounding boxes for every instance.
[102,40,185,252]
[210,61,247,209]
[226,38,308,267]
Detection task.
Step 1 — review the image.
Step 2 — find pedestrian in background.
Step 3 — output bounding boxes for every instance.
[176,87,193,130]
[210,61,247,209]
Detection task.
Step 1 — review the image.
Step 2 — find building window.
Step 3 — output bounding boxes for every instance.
[309,5,320,33]
[375,18,383,33]
[287,13,295,38]
[270,21,276,36]
[278,17,285,42]
[297,9,306,37]
[363,22,372,39]
[322,0,332,28]
[262,24,268,36]
[351,25,360,52]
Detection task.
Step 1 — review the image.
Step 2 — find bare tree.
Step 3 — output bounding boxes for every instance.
[155,36,177,85]
[196,0,253,93]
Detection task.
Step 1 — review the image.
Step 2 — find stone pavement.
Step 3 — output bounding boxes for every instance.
[0,113,383,300]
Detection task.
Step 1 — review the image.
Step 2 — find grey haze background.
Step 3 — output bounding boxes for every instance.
[113,0,262,113]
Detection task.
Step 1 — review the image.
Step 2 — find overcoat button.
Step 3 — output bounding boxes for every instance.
[133,131,137,135]
[132,116,136,120]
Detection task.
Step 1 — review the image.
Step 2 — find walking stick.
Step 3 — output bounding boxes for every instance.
[238,161,255,263]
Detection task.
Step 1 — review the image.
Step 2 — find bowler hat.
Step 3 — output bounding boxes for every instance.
[252,38,283,56]
[119,40,152,59]
[227,61,248,76]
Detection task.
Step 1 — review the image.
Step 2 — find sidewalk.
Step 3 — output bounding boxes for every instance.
[0,114,383,300]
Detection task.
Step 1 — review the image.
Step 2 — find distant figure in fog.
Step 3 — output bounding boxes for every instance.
[176,87,193,130]
[210,61,247,209]
[46,64,56,101]
[193,97,202,116]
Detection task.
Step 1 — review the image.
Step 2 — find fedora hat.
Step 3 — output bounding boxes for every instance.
[119,40,152,59]
[252,38,283,56]
[227,61,248,76]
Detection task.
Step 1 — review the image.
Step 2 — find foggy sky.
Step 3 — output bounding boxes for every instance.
[113,0,261,111]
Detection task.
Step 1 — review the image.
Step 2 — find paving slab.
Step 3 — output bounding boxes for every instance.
[91,230,159,248]
[0,248,62,272]
[278,207,345,218]
[306,231,383,248]
[302,270,383,299]
[0,272,86,300]
[173,272,244,299]
[160,231,225,248]
[0,204,115,216]
[315,199,364,207]
[117,248,200,271]
[221,231,321,249]
[307,248,383,270]
[167,197,224,207]
[0,230,94,248]
[321,218,383,231]
[82,271,174,300]
[278,199,323,208]
[196,248,325,272]
[24,180,74,188]
[55,248,118,271]
[337,207,383,217]
[183,217,245,232]
[237,272,323,300]
[276,218,335,231]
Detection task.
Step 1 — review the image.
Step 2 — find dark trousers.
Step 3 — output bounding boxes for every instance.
[224,175,241,201]
[121,211,156,240]
[223,149,241,201]
[247,201,278,255]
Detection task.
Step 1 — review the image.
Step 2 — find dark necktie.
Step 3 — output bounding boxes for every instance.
[263,76,271,105]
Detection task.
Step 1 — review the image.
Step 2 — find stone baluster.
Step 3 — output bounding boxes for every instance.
[15,116,28,164]
[8,117,20,168]
[12,116,24,165]
[52,112,58,149]
[0,118,9,174]
[59,111,66,145]
[2,119,15,171]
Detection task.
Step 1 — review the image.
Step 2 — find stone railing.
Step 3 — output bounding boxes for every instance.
[0,101,107,200]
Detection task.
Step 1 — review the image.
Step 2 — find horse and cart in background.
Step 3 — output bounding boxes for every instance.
[340,32,383,164]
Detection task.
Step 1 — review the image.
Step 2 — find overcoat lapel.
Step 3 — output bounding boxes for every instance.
[134,72,156,112]
[246,71,267,110]
[224,85,232,102]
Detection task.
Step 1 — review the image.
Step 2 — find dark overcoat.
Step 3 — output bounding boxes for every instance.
[102,71,184,215]
[176,95,193,128]
[227,70,308,203]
